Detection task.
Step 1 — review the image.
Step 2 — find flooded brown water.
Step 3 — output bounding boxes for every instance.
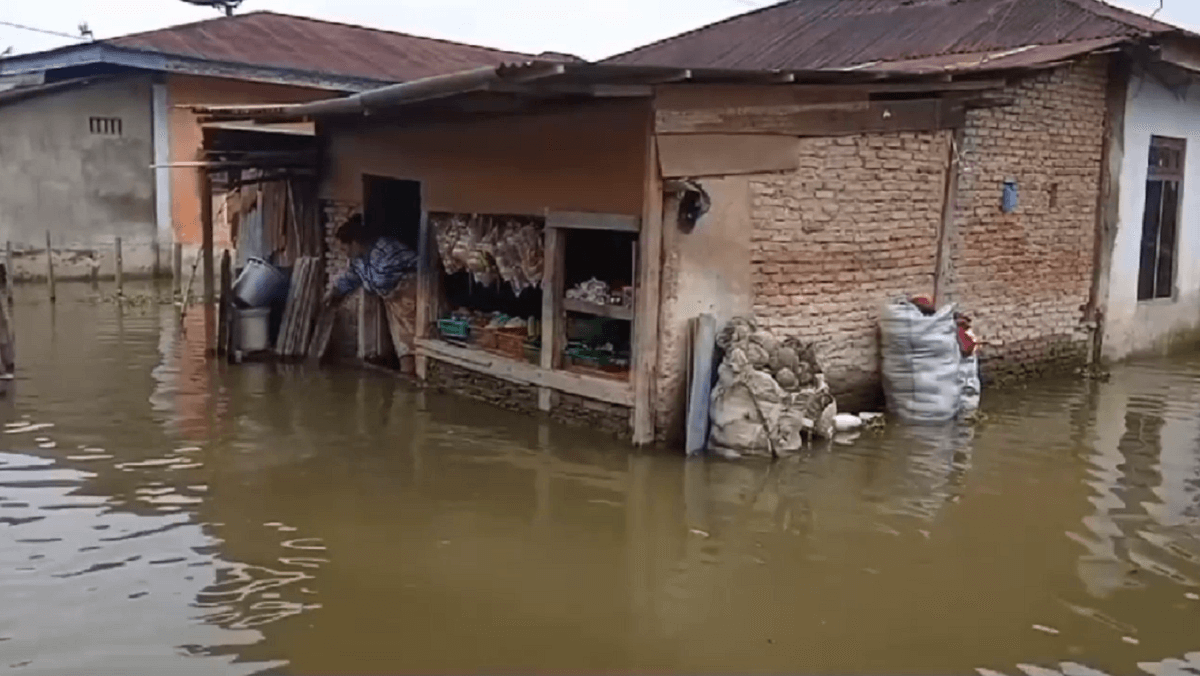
[1,282,1198,675]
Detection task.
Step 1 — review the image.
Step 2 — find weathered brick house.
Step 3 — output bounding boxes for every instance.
[195,0,1200,447]
[607,0,1200,435]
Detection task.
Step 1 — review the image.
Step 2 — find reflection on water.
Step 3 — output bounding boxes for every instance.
[1,282,1198,675]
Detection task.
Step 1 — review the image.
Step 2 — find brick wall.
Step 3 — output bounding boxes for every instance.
[743,58,1108,408]
[946,56,1108,381]
[749,131,951,408]
[426,361,633,440]
[322,199,361,359]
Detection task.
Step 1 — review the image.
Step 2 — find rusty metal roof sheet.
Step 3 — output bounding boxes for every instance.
[854,36,1128,73]
[607,0,1183,73]
[108,11,536,84]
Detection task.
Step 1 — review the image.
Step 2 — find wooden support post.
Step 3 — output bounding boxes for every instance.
[933,127,964,306]
[200,169,215,305]
[114,237,124,298]
[173,243,183,298]
[539,225,566,411]
[632,133,664,446]
[415,211,436,381]
[44,231,55,304]
[5,241,13,306]
[217,249,232,357]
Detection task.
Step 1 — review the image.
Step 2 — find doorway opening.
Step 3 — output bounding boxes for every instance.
[363,175,422,250]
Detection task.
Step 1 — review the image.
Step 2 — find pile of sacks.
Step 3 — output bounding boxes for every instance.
[708,317,837,457]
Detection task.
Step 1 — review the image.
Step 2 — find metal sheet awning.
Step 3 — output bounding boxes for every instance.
[188,59,1020,123]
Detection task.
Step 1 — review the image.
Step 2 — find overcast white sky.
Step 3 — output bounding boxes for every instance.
[2,0,1197,62]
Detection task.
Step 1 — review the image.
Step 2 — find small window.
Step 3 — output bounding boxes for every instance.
[89,117,122,136]
[1138,136,1185,301]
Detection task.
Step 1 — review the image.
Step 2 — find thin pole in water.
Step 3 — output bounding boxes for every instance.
[44,231,55,304]
[115,237,124,298]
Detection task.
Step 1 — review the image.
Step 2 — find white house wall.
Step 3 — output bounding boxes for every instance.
[1104,69,1200,361]
[0,76,158,280]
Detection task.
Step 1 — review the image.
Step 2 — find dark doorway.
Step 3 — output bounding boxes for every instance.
[363,175,422,250]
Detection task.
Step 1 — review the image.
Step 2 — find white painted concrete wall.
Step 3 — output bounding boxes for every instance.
[1104,70,1200,361]
[0,76,158,280]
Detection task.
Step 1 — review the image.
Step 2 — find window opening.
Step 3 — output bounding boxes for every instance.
[1138,136,1185,301]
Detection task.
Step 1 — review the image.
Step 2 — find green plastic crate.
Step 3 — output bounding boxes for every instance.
[437,318,471,341]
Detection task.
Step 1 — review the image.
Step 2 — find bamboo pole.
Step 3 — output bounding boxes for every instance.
[114,237,124,298]
[44,231,55,304]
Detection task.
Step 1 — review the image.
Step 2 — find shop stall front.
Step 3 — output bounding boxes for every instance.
[192,61,1003,446]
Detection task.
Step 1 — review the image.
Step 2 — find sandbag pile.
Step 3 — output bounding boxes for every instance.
[708,317,837,457]
[433,214,544,294]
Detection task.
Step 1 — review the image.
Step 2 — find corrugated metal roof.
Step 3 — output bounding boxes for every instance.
[607,0,1183,73]
[854,36,1127,73]
[107,11,537,84]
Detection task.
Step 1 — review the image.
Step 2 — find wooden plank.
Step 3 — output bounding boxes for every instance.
[307,306,337,365]
[539,226,566,411]
[933,127,964,305]
[632,133,664,446]
[685,313,717,457]
[563,297,634,321]
[657,133,801,178]
[417,338,635,407]
[217,249,232,357]
[656,84,867,111]
[200,168,215,305]
[415,210,434,381]
[656,98,967,136]
[546,211,641,233]
[653,81,1004,112]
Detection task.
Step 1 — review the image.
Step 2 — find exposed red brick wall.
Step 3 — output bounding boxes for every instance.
[743,58,1108,411]
[749,131,951,407]
[322,199,361,359]
[947,56,1108,380]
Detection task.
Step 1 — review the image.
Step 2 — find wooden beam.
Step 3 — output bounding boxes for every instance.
[934,127,964,305]
[539,226,566,411]
[547,211,641,232]
[657,133,801,178]
[200,168,215,305]
[656,98,967,136]
[415,209,436,381]
[488,83,654,98]
[416,338,634,407]
[632,132,664,446]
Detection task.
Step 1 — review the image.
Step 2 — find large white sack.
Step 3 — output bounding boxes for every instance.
[880,300,962,423]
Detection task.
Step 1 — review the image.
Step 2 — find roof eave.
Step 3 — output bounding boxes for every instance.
[0,43,392,92]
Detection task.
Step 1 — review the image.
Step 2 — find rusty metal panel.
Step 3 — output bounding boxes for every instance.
[109,11,535,85]
[607,0,1178,73]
